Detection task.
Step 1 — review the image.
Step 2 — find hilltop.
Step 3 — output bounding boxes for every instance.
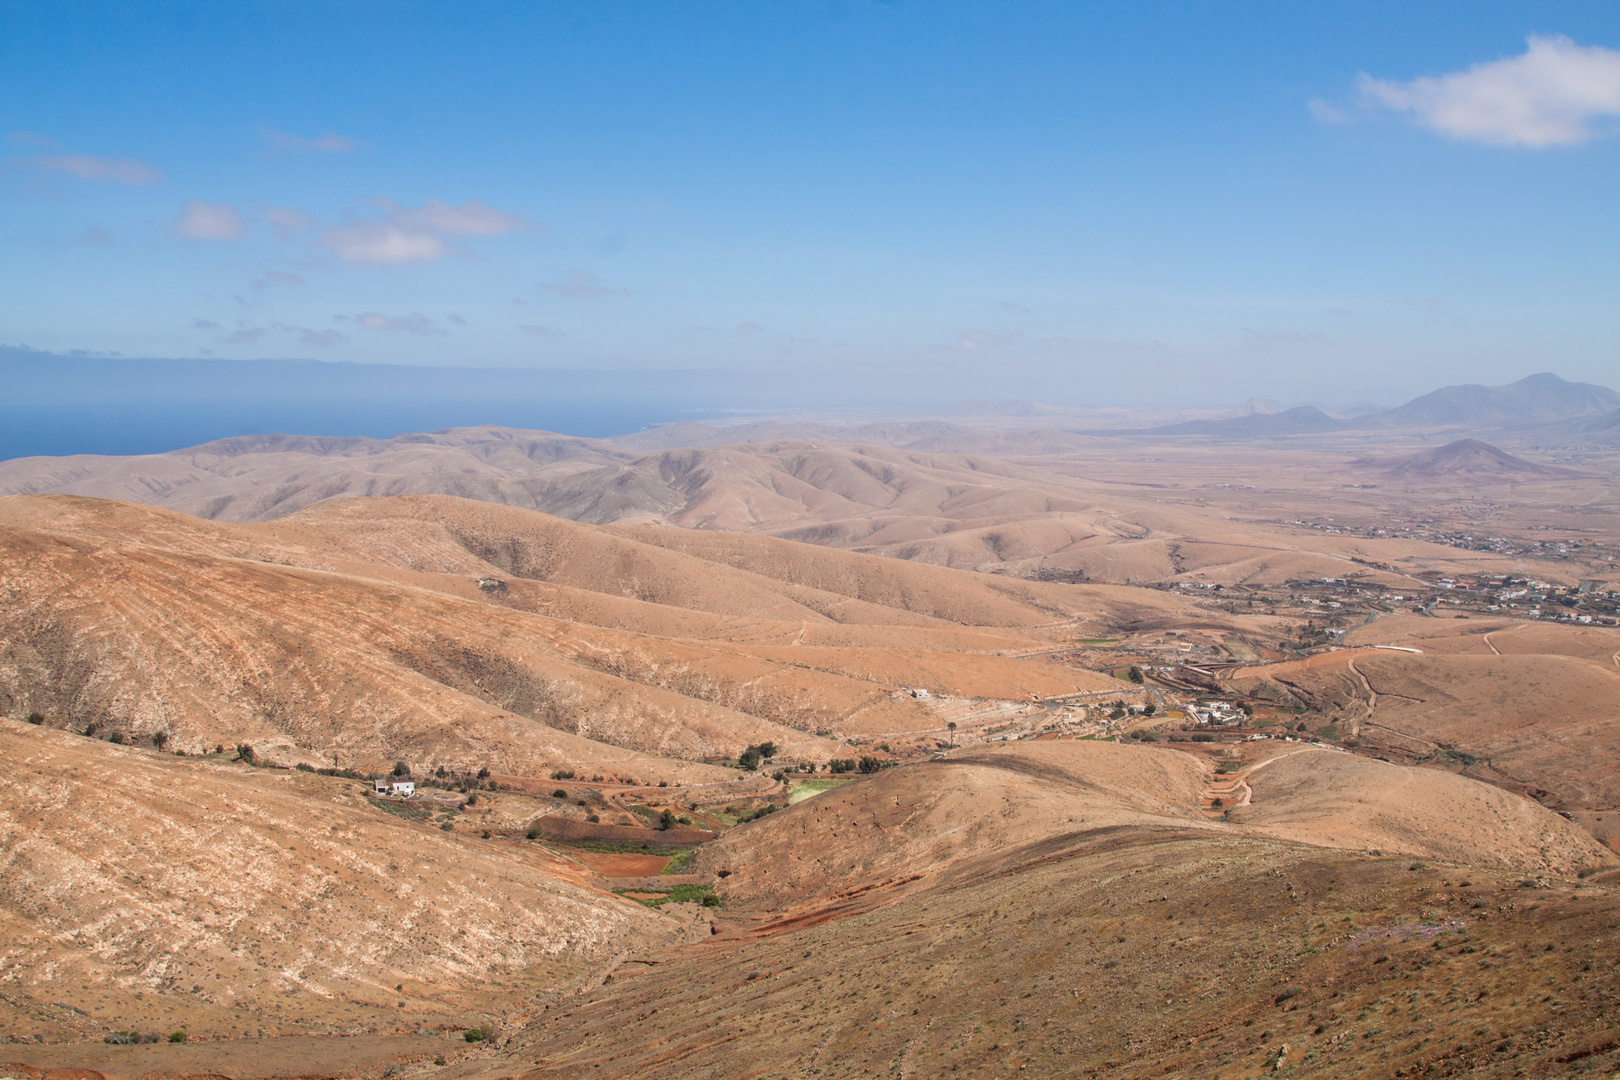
[1377,438,1579,479]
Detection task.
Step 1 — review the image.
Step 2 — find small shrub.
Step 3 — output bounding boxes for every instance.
[481,829,492,838]
[236,742,255,764]
[26,711,44,724]
[465,793,478,807]
[168,1030,187,1043]
[586,813,600,823]
[434,1056,446,1066]
[477,767,490,779]
[738,748,762,771]
[440,823,453,831]
[295,762,314,772]
[657,780,668,787]
[393,760,410,777]
[1128,665,1144,684]
[104,1031,137,1045]
[463,1027,487,1043]
[526,827,541,839]
[108,731,126,744]
[552,789,568,799]
[1275,985,1304,1004]
[659,808,676,830]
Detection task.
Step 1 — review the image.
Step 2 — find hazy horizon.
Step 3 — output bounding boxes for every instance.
[6,1,1620,425]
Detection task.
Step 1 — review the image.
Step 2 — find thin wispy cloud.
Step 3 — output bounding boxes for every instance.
[29,152,164,185]
[257,125,359,155]
[252,271,305,289]
[540,269,626,298]
[8,131,62,148]
[175,201,244,240]
[318,199,526,264]
[339,312,446,335]
[290,326,345,346]
[518,323,561,336]
[1355,35,1620,147]
[1306,98,1351,125]
[735,321,763,334]
[80,228,113,246]
[265,205,317,241]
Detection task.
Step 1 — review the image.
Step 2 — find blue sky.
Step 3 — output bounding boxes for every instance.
[4,0,1619,408]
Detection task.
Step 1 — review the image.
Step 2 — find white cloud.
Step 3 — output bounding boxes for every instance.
[257,126,359,155]
[35,153,163,185]
[175,200,244,240]
[388,198,525,236]
[1356,35,1620,147]
[317,199,525,264]
[320,223,449,264]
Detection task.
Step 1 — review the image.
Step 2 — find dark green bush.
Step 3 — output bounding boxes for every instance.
[168,1030,187,1043]
[26,711,44,724]
[552,789,568,799]
[463,1027,487,1042]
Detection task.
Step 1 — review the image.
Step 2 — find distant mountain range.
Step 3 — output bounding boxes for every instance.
[1101,373,1618,440]
[1369,372,1620,429]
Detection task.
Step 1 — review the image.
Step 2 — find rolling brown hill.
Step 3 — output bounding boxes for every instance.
[7,426,1602,591]
[1219,616,1620,842]
[476,741,1618,1079]
[0,493,1178,776]
[1376,438,1576,479]
[0,719,684,1044]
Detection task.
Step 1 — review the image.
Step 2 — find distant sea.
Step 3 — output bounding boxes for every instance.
[0,351,850,460]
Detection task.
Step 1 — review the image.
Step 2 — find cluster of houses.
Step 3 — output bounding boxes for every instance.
[1189,700,1244,725]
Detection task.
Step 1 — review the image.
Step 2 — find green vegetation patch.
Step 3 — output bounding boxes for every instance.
[614,883,720,909]
[365,794,431,822]
[661,848,695,874]
[547,837,700,855]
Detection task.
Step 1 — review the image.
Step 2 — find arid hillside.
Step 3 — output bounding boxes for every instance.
[4,424,1612,591]
[0,493,1188,775]
[0,719,686,1044]
[476,741,1619,1080]
[1219,616,1620,833]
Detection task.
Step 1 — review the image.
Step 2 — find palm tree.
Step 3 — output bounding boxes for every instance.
[947,721,958,746]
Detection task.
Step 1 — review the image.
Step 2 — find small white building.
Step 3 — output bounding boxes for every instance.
[391,780,415,796]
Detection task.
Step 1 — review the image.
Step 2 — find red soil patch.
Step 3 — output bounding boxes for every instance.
[573,851,669,876]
